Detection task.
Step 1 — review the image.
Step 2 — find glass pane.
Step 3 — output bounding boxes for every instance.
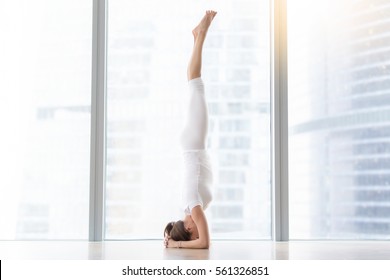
[0,0,92,239]
[106,0,271,239]
[288,0,390,239]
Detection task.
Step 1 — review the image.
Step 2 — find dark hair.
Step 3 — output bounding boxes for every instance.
[164,222,174,237]
[164,220,191,241]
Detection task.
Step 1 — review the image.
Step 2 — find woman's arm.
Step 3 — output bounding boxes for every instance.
[166,206,210,249]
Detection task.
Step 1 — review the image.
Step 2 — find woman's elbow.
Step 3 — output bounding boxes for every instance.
[199,239,210,249]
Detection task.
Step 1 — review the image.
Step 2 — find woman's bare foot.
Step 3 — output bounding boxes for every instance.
[192,10,217,41]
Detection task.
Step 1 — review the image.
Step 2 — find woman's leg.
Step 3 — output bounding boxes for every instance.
[181,11,217,150]
[187,11,217,81]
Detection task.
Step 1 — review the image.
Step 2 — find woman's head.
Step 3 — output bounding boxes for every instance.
[164,220,191,241]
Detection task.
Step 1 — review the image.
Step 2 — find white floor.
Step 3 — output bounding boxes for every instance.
[1,241,390,260]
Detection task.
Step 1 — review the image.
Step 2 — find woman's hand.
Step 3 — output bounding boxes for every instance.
[164,236,179,248]
[164,235,170,248]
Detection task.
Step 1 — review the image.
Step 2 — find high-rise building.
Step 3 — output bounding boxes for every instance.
[289,0,390,239]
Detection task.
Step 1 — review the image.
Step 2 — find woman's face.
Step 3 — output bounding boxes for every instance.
[184,215,199,240]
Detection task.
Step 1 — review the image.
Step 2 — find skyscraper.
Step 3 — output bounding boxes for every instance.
[289,0,390,239]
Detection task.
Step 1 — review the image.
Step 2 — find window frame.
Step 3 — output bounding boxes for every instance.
[271,0,289,241]
[89,0,107,241]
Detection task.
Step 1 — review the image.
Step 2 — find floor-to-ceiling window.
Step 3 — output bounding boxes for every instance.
[0,0,92,239]
[105,0,271,239]
[2,0,388,242]
[288,0,390,239]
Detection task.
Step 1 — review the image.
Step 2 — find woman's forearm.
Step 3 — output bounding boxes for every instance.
[170,238,209,249]
[182,238,209,249]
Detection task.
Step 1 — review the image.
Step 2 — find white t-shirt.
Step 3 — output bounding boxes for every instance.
[182,150,213,215]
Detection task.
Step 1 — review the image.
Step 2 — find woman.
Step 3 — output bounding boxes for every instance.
[164,10,217,249]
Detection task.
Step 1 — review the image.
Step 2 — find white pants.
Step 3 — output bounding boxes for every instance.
[180,77,213,214]
[180,77,208,150]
